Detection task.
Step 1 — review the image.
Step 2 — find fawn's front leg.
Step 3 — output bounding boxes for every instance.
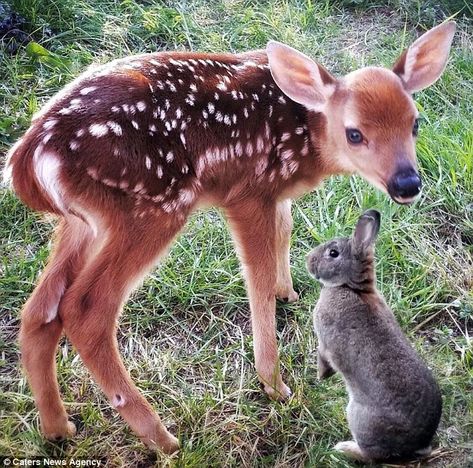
[225,199,291,400]
[275,199,298,303]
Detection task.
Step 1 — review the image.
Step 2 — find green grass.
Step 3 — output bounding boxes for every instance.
[0,0,472,466]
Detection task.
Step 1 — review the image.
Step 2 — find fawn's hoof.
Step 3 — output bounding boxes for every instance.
[143,430,180,454]
[264,381,292,401]
[43,420,77,441]
[276,289,299,303]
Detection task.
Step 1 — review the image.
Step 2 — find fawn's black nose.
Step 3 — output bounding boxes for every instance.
[388,168,422,203]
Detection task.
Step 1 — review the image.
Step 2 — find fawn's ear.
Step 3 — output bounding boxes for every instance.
[352,210,381,251]
[393,22,456,93]
[266,41,336,112]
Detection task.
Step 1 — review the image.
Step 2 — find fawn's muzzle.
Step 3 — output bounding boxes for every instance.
[388,168,422,204]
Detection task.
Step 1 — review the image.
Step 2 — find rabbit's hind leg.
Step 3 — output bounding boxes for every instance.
[415,446,432,458]
[334,441,369,462]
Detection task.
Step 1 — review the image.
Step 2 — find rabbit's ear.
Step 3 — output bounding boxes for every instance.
[353,210,381,251]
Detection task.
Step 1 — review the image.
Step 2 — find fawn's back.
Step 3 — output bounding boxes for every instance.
[7,51,326,220]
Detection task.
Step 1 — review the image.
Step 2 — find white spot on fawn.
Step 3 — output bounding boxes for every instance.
[280,148,293,160]
[166,151,174,162]
[136,101,146,112]
[235,141,243,156]
[255,158,268,177]
[131,120,139,130]
[80,86,97,95]
[33,149,65,212]
[178,188,194,205]
[44,281,65,323]
[133,182,145,193]
[256,136,264,153]
[69,141,80,151]
[89,123,109,137]
[246,141,253,155]
[107,121,123,136]
[156,165,163,178]
[43,119,57,130]
[145,156,152,170]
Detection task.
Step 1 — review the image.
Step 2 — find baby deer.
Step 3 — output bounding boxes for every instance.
[4,23,454,452]
[307,210,442,463]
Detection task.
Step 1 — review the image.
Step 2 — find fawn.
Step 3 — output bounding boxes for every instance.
[4,22,455,452]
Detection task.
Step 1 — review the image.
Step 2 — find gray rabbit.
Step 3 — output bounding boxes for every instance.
[306,210,442,463]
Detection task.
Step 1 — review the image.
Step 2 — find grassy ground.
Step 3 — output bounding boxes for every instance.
[0,0,472,466]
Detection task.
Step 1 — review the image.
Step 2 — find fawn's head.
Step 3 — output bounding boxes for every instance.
[267,22,456,204]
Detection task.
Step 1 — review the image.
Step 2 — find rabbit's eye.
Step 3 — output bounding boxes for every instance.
[329,249,339,258]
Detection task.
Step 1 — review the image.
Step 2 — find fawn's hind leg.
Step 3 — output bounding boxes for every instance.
[275,199,298,303]
[59,211,185,453]
[225,198,291,400]
[19,217,93,440]
[334,441,369,462]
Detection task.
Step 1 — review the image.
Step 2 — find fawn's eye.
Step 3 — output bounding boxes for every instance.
[329,249,339,258]
[346,128,363,145]
[413,118,420,136]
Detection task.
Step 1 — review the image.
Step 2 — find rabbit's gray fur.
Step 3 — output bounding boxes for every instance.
[307,210,441,462]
